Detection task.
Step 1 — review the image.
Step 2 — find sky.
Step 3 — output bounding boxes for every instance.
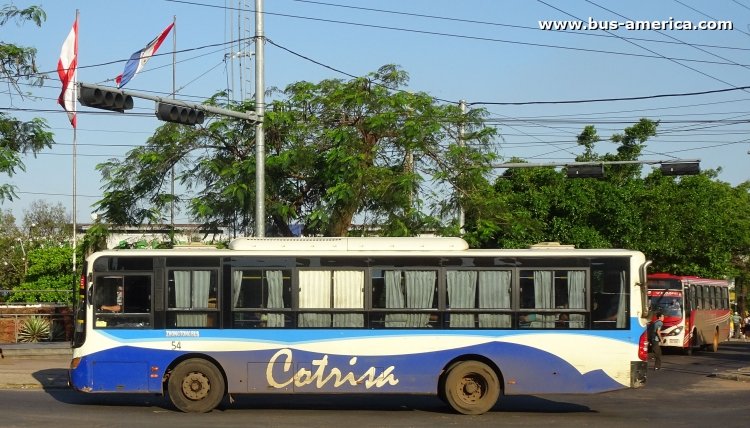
[2,0,750,225]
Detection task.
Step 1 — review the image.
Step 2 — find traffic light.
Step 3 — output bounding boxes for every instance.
[155,102,205,126]
[78,84,133,112]
[660,161,700,176]
[566,164,604,178]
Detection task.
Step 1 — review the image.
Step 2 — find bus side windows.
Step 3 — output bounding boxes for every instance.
[371,269,438,328]
[167,269,219,328]
[298,270,365,328]
[94,274,152,328]
[231,269,292,328]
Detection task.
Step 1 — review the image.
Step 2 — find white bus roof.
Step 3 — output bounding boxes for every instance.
[91,237,644,259]
[228,236,470,251]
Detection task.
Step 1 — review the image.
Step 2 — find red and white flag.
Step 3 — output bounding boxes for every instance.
[58,16,78,128]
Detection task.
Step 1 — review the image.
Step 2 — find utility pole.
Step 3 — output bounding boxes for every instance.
[458,100,466,234]
[255,0,266,237]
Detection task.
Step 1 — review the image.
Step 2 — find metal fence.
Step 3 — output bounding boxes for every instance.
[0,307,74,344]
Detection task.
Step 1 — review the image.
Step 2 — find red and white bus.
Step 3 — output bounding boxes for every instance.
[647,273,731,354]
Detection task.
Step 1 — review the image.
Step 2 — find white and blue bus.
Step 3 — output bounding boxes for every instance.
[69,237,651,414]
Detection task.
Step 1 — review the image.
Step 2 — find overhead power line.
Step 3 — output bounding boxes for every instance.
[469,85,750,106]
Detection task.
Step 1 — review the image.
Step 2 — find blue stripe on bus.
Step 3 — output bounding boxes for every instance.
[71,338,627,395]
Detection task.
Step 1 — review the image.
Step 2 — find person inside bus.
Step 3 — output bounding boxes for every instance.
[100,285,124,313]
[670,299,681,315]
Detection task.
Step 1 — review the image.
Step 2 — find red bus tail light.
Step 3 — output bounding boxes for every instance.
[638,330,649,361]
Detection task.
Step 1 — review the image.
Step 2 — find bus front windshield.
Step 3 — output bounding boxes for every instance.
[649,295,683,317]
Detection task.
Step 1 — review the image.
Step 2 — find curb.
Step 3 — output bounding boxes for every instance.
[0,343,72,359]
[715,369,750,383]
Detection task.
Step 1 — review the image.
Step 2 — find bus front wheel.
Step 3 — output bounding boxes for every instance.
[168,358,226,413]
[443,361,500,415]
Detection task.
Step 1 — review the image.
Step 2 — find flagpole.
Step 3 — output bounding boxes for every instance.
[72,9,79,278]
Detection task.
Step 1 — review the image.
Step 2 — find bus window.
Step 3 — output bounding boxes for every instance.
[166,269,219,328]
[231,269,292,328]
[591,267,628,329]
[445,270,513,329]
[519,269,585,328]
[371,269,438,328]
[94,274,152,328]
[298,269,365,328]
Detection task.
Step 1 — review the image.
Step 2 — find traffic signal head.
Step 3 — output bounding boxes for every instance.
[660,162,700,176]
[78,84,133,112]
[566,164,605,178]
[155,102,205,126]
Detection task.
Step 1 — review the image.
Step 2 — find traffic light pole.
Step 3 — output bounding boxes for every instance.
[491,159,700,168]
[492,159,701,178]
[77,82,260,122]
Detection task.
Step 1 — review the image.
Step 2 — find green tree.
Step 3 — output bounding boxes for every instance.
[0,4,54,202]
[22,200,72,243]
[465,118,750,288]
[639,172,750,278]
[0,209,22,299]
[95,65,497,237]
[466,120,658,249]
[0,200,72,302]
[7,244,75,304]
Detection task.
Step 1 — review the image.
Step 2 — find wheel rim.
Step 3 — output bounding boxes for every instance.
[182,371,211,401]
[457,373,487,404]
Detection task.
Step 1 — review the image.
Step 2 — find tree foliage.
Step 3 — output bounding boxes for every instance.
[464,119,750,281]
[1,201,73,303]
[7,244,75,304]
[0,4,53,202]
[95,65,497,237]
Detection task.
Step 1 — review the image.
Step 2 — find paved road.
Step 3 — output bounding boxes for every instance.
[0,340,748,427]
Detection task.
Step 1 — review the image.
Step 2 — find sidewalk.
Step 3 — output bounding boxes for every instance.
[0,342,72,389]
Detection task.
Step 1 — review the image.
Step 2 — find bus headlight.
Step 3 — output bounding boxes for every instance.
[666,326,683,336]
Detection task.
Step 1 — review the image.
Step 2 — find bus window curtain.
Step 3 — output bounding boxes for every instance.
[333,270,364,327]
[174,270,209,327]
[385,270,406,327]
[405,271,436,327]
[616,271,628,328]
[174,271,191,308]
[568,270,586,328]
[232,270,243,308]
[478,271,512,328]
[266,270,285,327]
[533,271,554,328]
[447,271,477,328]
[298,270,332,327]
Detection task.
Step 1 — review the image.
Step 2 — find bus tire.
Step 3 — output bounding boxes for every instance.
[685,330,697,355]
[168,358,226,413]
[443,361,500,415]
[711,330,719,352]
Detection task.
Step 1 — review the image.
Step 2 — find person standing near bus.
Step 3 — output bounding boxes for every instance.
[650,311,665,370]
[732,312,742,339]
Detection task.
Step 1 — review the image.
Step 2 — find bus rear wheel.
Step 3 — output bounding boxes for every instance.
[443,361,500,415]
[168,358,226,413]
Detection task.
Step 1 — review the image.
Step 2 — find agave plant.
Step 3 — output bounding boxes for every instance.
[17,316,51,343]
